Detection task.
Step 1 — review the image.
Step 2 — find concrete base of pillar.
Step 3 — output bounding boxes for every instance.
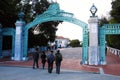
[12,57,28,61]
[11,57,14,60]
[22,57,28,61]
[80,61,88,65]
[13,58,22,61]
[89,63,98,65]
[100,61,107,65]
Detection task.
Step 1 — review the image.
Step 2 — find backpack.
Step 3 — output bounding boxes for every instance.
[56,53,62,62]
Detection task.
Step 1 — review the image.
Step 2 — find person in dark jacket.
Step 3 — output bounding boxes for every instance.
[55,50,62,74]
[41,51,46,69]
[33,48,39,69]
[47,50,55,73]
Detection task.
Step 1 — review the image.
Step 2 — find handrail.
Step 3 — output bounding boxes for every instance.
[107,46,120,58]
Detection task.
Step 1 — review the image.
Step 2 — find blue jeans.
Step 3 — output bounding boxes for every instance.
[56,63,61,74]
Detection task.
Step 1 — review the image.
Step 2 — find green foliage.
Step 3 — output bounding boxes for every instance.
[69,39,81,47]
[0,0,62,48]
[107,35,120,49]
[99,17,109,27]
[109,18,117,24]
[108,0,120,49]
[110,0,120,23]
[0,0,21,27]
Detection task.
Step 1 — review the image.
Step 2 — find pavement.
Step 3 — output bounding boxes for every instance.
[0,66,120,80]
[0,49,120,80]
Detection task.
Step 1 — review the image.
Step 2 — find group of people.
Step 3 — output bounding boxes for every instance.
[32,48,63,74]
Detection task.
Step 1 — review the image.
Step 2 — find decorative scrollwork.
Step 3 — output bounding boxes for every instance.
[102,24,120,34]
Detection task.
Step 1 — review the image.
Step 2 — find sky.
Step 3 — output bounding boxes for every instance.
[54,0,112,41]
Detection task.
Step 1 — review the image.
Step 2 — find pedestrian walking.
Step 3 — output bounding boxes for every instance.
[32,47,39,69]
[55,50,62,74]
[41,51,46,69]
[47,50,55,73]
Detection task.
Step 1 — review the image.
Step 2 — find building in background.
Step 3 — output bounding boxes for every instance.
[55,36,70,48]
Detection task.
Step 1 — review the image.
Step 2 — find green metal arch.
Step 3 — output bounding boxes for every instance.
[23,3,88,64]
[23,16,88,64]
[25,16,87,31]
[2,28,15,36]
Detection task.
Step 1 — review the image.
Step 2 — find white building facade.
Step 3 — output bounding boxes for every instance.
[55,36,70,48]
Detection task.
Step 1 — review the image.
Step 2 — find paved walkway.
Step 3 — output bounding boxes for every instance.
[0,49,120,77]
[0,66,120,80]
[101,50,120,76]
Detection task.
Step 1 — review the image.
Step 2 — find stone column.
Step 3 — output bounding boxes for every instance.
[88,17,99,65]
[14,20,25,61]
[0,24,2,58]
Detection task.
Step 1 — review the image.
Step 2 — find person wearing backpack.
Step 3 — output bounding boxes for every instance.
[47,50,55,73]
[55,50,63,74]
[41,51,46,69]
[32,47,39,69]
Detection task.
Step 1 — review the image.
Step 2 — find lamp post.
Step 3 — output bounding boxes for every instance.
[90,4,97,17]
[14,1,26,60]
[18,11,25,21]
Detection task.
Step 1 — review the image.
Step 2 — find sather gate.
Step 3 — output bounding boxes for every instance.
[0,3,88,64]
[1,2,120,65]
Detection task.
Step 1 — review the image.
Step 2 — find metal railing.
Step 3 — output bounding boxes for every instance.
[107,46,120,58]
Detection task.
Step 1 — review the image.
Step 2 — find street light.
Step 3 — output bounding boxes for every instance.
[90,4,97,17]
[18,11,24,21]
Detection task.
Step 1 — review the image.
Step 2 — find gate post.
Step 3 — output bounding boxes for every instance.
[99,27,106,65]
[88,16,99,65]
[88,4,99,65]
[0,23,2,58]
[14,12,26,61]
[11,32,15,60]
[82,26,88,64]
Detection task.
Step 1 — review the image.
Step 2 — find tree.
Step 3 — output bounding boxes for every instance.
[0,0,62,49]
[110,0,120,23]
[99,17,109,27]
[0,0,21,28]
[108,0,120,49]
[17,0,61,47]
[69,39,81,47]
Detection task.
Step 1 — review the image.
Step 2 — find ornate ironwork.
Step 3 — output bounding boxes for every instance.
[99,24,120,64]
[23,3,89,64]
[0,28,15,58]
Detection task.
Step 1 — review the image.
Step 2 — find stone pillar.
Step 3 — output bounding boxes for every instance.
[14,20,25,61]
[88,17,99,65]
[0,24,2,58]
[14,21,23,60]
